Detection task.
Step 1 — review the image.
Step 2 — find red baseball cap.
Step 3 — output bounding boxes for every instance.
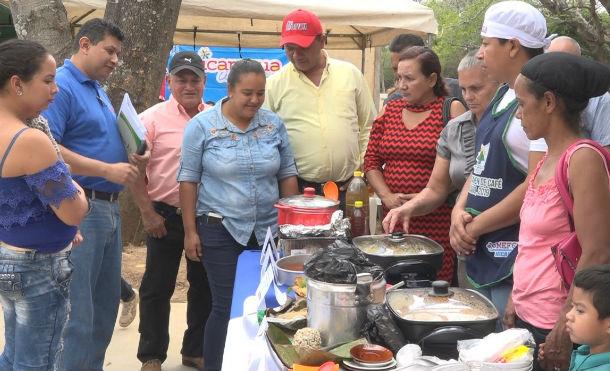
[280,9,324,48]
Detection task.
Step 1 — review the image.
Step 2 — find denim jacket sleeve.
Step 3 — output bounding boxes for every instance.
[275,117,297,180]
[177,116,207,183]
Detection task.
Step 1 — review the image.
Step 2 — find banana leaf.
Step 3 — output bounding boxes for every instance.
[266,323,367,367]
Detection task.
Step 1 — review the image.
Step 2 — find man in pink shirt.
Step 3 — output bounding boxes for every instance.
[133,51,211,371]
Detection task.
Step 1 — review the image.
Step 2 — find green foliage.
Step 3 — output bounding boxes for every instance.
[543,8,610,62]
[382,0,610,91]
[425,0,496,78]
[426,0,610,71]
[266,323,367,367]
[381,47,395,93]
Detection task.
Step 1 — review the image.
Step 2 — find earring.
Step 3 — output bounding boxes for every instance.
[16,91,23,96]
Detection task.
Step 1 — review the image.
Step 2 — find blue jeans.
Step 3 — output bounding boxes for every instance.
[197,220,245,371]
[60,199,122,371]
[476,280,513,331]
[0,247,72,371]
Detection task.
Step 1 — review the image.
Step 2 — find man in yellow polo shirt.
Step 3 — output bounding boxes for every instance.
[265,9,376,202]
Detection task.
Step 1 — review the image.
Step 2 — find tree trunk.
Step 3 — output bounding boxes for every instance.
[537,0,610,66]
[8,0,72,63]
[103,0,181,113]
[104,0,182,245]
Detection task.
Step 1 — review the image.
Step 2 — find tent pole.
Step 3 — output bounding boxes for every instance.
[373,47,382,111]
[361,35,366,73]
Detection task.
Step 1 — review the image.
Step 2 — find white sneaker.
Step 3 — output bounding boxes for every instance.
[119,289,138,327]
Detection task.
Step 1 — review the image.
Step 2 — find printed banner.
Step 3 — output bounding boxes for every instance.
[162,45,288,104]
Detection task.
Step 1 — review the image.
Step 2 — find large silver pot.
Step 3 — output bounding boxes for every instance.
[306,272,386,347]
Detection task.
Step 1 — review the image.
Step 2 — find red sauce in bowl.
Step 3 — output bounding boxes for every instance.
[350,344,393,364]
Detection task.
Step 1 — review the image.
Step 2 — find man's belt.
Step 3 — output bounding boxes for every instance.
[197,212,223,225]
[153,201,182,216]
[83,188,120,202]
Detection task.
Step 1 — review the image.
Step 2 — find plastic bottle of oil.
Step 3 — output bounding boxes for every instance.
[345,171,369,220]
[351,201,367,237]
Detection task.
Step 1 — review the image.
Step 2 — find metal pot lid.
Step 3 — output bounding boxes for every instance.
[352,232,444,256]
[277,187,339,209]
[386,281,498,322]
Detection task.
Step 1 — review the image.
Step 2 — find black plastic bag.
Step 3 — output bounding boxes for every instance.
[361,303,407,354]
[303,241,384,284]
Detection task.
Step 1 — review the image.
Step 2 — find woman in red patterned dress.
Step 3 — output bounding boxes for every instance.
[364,46,466,281]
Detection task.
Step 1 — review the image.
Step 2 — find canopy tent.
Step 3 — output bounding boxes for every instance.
[1,0,437,102]
[19,0,437,50]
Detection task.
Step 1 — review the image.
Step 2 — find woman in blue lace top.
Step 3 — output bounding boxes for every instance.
[0,40,89,371]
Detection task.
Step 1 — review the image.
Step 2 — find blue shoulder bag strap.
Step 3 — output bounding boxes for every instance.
[0,127,30,177]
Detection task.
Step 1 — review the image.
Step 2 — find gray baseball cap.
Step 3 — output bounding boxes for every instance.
[169,51,205,77]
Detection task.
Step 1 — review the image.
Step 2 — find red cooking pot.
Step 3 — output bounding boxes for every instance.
[275,187,339,226]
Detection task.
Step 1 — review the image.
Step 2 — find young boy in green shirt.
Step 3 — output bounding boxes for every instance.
[566,265,610,371]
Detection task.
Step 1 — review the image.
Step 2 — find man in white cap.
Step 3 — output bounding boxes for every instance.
[264,9,376,206]
[449,0,549,340]
[547,36,610,151]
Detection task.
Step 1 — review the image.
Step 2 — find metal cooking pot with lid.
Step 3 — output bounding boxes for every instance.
[304,243,386,347]
[307,272,386,347]
[352,232,444,271]
[275,187,339,226]
[386,281,498,358]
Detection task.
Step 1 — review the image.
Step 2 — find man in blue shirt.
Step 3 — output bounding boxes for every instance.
[43,18,140,371]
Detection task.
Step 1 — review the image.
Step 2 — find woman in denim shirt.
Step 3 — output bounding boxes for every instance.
[178,59,298,371]
[0,40,89,371]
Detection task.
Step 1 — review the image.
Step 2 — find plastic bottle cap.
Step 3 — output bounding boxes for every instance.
[353,170,362,177]
[354,200,364,207]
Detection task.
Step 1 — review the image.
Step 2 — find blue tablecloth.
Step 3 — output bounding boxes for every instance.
[230,249,281,319]
[223,250,288,371]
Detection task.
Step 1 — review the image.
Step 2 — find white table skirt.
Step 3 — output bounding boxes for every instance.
[222,310,288,371]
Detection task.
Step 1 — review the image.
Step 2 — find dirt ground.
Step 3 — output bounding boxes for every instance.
[121,244,188,303]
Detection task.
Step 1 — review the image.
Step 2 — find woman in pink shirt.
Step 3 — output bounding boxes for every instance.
[507,53,610,371]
